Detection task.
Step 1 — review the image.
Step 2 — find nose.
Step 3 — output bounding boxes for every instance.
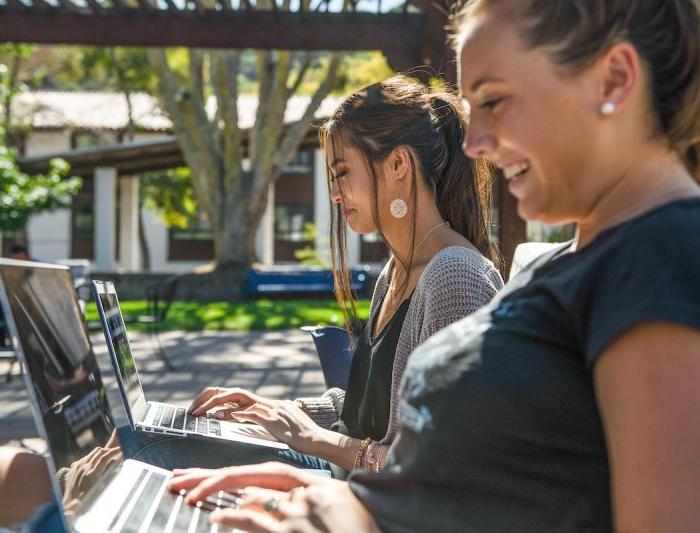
[464,124,497,160]
[329,178,343,204]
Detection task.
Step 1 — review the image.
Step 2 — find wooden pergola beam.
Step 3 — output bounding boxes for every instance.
[0,10,424,52]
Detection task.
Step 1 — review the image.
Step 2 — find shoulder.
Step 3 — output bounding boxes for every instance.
[417,246,504,296]
[600,197,700,260]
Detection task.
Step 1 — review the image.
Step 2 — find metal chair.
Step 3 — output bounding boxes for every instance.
[124,274,181,371]
[300,325,355,389]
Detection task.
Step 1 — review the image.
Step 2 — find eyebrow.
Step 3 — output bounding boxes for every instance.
[329,157,345,168]
[470,76,506,93]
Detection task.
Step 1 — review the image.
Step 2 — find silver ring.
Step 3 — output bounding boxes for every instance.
[263,495,281,513]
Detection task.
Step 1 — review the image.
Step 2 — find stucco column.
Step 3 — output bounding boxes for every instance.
[119,175,141,271]
[347,228,361,268]
[247,158,274,265]
[313,149,331,265]
[254,183,274,265]
[94,167,117,270]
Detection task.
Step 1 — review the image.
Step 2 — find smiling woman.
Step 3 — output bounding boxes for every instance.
[166,0,700,532]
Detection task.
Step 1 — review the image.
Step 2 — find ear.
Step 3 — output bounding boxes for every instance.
[383,146,413,186]
[595,41,640,115]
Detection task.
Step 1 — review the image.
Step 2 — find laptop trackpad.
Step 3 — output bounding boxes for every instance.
[219,420,290,450]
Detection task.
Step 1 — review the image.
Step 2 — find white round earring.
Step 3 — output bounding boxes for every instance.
[600,101,616,116]
[390,198,408,219]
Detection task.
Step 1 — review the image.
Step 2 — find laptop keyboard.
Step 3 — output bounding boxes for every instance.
[151,404,222,437]
[114,468,235,533]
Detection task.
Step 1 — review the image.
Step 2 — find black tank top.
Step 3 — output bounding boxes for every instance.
[334,288,413,441]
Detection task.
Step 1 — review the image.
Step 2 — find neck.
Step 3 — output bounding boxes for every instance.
[575,148,700,249]
[382,201,447,274]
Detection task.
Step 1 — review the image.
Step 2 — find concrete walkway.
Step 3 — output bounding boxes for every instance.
[0,329,326,448]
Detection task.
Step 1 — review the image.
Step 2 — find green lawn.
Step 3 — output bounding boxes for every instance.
[85,299,371,331]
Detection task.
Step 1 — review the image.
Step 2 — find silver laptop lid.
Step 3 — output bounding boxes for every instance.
[0,259,119,530]
[91,280,148,426]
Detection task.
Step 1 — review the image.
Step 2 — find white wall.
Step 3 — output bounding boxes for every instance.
[26,211,71,262]
[23,131,73,261]
[24,131,71,157]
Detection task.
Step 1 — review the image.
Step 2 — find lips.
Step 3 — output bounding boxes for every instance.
[502,161,530,180]
[341,208,356,218]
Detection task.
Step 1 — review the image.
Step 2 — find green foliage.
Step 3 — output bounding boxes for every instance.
[84,298,371,332]
[80,47,155,93]
[333,52,395,95]
[546,224,576,243]
[140,167,196,228]
[293,222,330,267]
[0,150,81,232]
[0,47,82,233]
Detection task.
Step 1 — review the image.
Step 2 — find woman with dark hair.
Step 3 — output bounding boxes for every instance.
[119,75,503,474]
[170,0,700,531]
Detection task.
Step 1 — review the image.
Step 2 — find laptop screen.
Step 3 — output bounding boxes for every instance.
[0,261,115,470]
[92,280,148,425]
[0,259,122,530]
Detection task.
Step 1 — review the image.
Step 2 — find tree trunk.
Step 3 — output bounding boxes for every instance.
[212,197,248,268]
[148,45,342,271]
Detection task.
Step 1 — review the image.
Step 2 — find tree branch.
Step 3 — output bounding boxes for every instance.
[271,52,343,181]
[251,50,276,168]
[147,48,221,217]
[286,51,312,99]
[189,49,206,114]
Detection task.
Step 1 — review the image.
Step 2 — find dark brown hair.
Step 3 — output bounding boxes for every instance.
[319,75,497,333]
[454,0,700,179]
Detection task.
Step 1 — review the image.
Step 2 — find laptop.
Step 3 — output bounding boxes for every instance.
[0,259,231,532]
[92,279,288,450]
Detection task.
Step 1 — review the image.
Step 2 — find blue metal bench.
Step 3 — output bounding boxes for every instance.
[241,266,370,298]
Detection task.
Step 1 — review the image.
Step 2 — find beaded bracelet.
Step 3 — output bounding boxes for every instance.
[353,438,373,470]
[365,442,381,472]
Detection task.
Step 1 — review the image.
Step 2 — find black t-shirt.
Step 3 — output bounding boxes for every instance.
[335,288,413,441]
[349,198,700,532]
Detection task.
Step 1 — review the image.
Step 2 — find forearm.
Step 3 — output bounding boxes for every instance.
[308,429,363,471]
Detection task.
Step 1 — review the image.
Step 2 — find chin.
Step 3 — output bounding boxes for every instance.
[346,220,369,234]
[516,201,539,222]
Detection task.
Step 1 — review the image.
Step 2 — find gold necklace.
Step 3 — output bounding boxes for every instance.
[413,220,450,255]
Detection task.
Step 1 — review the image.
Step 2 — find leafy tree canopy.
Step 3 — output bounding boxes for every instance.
[140,167,197,228]
[0,150,81,233]
[0,44,81,234]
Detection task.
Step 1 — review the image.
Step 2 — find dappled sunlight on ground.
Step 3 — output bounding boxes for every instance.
[0,329,326,447]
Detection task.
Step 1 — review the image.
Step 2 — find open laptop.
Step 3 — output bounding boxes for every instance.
[92,279,288,450]
[0,259,230,532]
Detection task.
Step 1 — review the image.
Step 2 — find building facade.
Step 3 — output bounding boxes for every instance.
[8,91,388,272]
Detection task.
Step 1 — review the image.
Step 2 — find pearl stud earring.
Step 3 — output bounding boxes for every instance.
[600,102,616,116]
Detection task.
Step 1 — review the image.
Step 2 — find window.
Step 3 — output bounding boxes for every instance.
[71,176,95,259]
[168,211,214,261]
[72,131,112,150]
[282,150,313,173]
[170,211,213,241]
[274,204,314,242]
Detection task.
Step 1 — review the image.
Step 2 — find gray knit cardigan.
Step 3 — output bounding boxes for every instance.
[298,246,504,466]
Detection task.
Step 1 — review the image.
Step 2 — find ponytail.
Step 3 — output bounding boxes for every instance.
[320,75,500,335]
[427,92,499,264]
